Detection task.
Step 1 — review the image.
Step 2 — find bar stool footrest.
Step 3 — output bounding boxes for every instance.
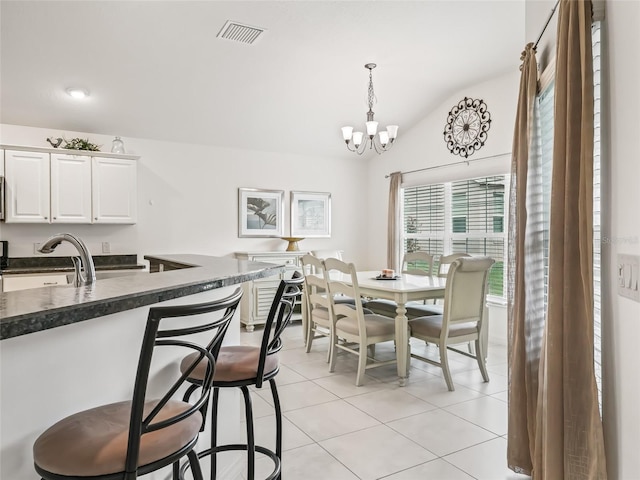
[180,443,281,480]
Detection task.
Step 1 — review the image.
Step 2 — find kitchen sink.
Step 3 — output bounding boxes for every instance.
[66,270,146,283]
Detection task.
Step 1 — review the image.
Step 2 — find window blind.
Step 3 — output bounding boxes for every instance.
[592,20,602,412]
[450,176,506,296]
[403,184,445,256]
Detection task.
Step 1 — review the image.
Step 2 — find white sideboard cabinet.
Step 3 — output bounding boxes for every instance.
[235,251,307,331]
[2,145,139,224]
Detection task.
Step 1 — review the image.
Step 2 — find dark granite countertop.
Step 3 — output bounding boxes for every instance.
[0,254,284,340]
[0,254,145,275]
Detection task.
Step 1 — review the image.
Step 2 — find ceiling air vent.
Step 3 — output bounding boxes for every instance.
[217,21,265,45]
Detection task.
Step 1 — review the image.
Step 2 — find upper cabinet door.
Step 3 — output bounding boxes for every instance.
[4,150,50,223]
[50,154,92,223]
[92,157,137,224]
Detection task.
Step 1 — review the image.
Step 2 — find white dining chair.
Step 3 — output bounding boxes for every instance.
[300,254,334,360]
[408,256,494,391]
[325,258,397,386]
[405,252,471,318]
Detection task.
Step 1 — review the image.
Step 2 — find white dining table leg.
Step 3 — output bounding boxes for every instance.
[394,299,409,386]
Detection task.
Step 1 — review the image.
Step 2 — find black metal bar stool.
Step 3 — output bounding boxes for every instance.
[180,275,304,480]
[32,287,242,480]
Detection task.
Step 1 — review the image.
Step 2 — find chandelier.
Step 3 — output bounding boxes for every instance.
[341,63,399,155]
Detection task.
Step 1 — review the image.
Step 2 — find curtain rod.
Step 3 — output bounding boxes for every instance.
[384,152,510,179]
[534,0,560,49]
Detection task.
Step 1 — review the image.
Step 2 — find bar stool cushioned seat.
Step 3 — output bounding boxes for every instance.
[34,400,201,477]
[181,346,279,384]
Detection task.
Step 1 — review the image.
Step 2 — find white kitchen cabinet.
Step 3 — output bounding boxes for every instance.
[50,153,92,223]
[4,150,50,223]
[1,145,139,224]
[235,251,307,331]
[92,157,137,224]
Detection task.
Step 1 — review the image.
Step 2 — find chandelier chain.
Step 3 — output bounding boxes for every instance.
[368,68,376,112]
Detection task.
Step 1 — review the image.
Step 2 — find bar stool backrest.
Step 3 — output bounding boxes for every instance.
[125,287,242,476]
[255,274,304,388]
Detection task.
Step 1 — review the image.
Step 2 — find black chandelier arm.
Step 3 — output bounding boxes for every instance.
[343,136,396,155]
[344,140,368,155]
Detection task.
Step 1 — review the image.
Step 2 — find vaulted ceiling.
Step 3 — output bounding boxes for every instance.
[0,1,525,160]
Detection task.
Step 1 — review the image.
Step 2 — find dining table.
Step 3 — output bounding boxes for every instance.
[330,271,447,386]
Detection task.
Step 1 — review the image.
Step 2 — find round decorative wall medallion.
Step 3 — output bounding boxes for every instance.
[443,97,491,158]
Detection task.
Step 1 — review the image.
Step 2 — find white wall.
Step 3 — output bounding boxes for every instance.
[0,124,370,267]
[526,1,640,478]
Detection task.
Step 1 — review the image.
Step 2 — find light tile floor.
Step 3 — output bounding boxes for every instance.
[232,322,531,480]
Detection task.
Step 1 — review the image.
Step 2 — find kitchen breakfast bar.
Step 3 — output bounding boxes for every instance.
[0,255,284,480]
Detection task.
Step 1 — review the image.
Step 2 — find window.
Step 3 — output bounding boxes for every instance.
[403,175,508,298]
[533,20,602,410]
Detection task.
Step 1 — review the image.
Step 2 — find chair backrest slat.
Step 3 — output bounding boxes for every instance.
[324,258,366,334]
[402,251,434,276]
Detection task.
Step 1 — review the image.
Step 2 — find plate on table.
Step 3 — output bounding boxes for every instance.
[374,275,401,280]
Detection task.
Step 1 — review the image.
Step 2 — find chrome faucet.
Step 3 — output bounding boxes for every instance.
[38,233,97,287]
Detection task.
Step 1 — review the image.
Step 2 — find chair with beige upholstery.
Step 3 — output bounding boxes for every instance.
[300,254,334,358]
[409,256,494,391]
[365,251,435,317]
[405,252,472,318]
[33,288,242,480]
[325,258,397,386]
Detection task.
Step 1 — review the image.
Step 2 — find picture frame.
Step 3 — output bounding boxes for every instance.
[238,188,285,237]
[290,191,332,238]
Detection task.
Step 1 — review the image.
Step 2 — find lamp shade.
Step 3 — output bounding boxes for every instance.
[352,131,364,147]
[366,121,378,136]
[379,131,389,146]
[341,126,354,141]
[386,125,399,139]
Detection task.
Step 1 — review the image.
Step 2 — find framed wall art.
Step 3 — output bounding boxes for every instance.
[238,188,285,237]
[290,191,331,238]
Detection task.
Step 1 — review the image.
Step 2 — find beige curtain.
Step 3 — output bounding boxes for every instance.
[507,42,540,476]
[387,172,402,272]
[533,0,607,478]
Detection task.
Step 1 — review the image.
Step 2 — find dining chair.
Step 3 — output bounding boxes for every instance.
[33,288,242,480]
[300,254,334,359]
[405,252,472,318]
[365,250,435,317]
[325,258,397,386]
[310,249,344,261]
[408,256,494,391]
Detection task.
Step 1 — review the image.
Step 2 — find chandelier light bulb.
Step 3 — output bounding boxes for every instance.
[66,88,89,99]
[341,63,398,155]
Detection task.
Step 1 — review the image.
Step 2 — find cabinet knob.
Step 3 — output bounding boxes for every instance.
[95,217,98,220]
[53,217,57,220]
[44,216,48,220]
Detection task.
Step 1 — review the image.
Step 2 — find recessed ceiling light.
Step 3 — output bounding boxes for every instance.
[66,88,89,99]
